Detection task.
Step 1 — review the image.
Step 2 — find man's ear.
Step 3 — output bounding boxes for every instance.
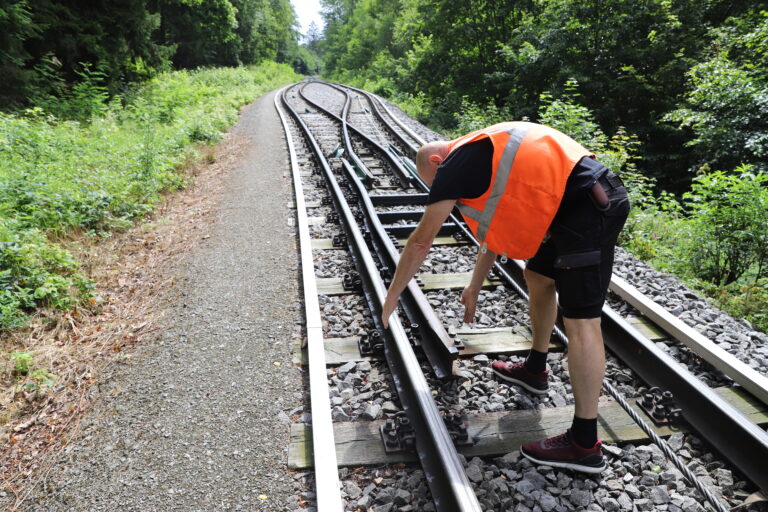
[428,154,443,165]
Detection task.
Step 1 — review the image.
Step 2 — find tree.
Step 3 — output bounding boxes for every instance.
[666,11,768,174]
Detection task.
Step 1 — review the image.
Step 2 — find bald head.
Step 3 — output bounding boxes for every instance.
[416,141,450,186]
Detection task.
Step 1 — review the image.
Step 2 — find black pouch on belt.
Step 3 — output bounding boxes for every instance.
[554,249,601,270]
[578,157,612,210]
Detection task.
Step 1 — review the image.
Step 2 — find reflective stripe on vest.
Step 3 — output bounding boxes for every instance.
[456,125,530,242]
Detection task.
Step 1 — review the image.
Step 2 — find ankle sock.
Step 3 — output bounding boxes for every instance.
[523,349,548,373]
[571,416,598,448]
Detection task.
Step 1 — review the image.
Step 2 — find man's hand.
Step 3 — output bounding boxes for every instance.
[381,293,398,329]
[380,199,456,330]
[460,285,481,323]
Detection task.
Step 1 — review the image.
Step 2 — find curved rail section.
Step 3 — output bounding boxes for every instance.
[297,82,459,380]
[280,85,482,512]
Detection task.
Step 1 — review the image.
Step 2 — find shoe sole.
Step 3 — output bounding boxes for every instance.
[521,448,607,474]
[491,367,549,395]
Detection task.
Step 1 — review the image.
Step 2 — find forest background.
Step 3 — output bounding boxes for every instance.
[319,0,768,333]
[0,0,767,394]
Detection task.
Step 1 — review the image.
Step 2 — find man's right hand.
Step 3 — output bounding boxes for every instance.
[460,285,481,323]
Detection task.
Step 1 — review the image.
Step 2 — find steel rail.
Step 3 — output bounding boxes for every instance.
[281,85,482,512]
[339,157,460,380]
[610,275,768,405]
[298,81,459,379]
[273,87,343,511]
[331,82,767,503]
[336,82,426,153]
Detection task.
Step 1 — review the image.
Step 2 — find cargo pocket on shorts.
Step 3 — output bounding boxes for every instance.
[554,249,604,318]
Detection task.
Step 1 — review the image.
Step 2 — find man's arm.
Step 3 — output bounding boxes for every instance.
[381,199,456,328]
[460,248,497,323]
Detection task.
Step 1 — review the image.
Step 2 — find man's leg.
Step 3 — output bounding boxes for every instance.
[519,315,607,473]
[562,317,604,420]
[525,267,557,355]
[489,267,555,394]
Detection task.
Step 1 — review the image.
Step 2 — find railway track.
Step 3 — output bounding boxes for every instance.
[274,79,768,512]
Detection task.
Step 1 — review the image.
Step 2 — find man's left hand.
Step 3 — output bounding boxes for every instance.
[460,285,481,323]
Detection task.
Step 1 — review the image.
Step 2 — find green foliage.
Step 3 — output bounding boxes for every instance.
[320,0,766,190]
[9,350,55,388]
[10,350,33,375]
[1,0,303,110]
[665,11,768,173]
[704,279,768,333]
[679,167,768,285]
[0,63,300,330]
[0,218,90,329]
[453,97,513,135]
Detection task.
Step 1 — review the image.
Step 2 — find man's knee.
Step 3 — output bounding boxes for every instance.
[563,316,602,342]
[525,267,555,293]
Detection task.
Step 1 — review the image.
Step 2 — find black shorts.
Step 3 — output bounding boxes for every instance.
[526,170,630,319]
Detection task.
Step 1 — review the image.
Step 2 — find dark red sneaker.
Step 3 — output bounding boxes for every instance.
[490,360,549,395]
[521,430,607,474]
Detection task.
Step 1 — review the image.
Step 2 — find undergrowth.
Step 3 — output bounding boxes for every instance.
[0,62,300,333]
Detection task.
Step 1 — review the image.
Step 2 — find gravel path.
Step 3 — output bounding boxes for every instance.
[14,90,305,511]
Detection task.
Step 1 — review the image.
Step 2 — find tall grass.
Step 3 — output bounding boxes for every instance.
[0,62,300,330]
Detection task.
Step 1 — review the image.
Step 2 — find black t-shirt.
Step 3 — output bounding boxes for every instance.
[427,138,607,204]
[428,139,493,204]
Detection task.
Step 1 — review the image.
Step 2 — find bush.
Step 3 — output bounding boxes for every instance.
[0,218,90,328]
[679,166,768,285]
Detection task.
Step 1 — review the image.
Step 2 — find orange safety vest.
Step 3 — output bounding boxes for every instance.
[448,122,593,259]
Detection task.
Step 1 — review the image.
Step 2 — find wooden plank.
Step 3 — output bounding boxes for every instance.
[451,326,558,355]
[323,336,371,365]
[396,236,464,247]
[316,277,347,295]
[288,386,768,468]
[289,401,642,468]
[625,315,668,341]
[321,328,553,365]
[287,200,321,209]
[419,272,501,291]
[308,216,326,226]
[316,272,500,296]
[311,239,336,250]
[314,236,467,249]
